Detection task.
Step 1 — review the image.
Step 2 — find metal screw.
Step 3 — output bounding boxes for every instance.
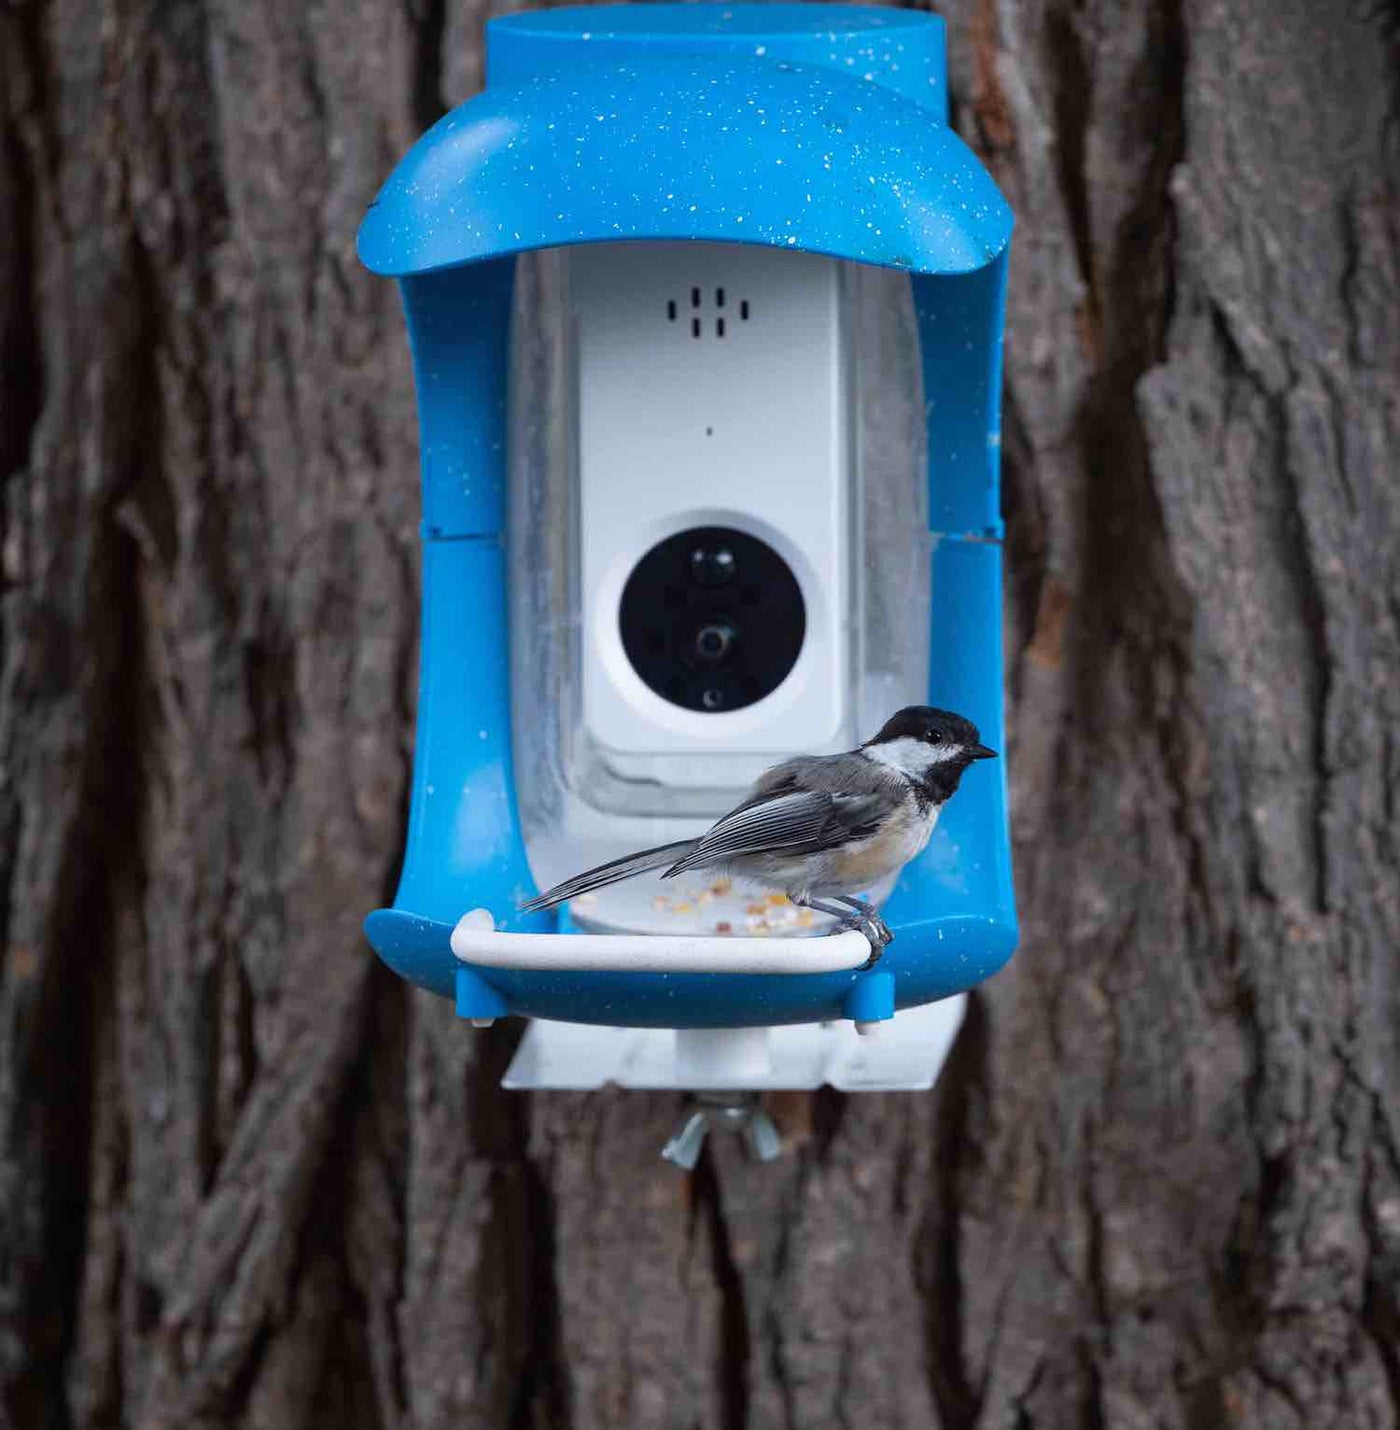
[661,1092,783,1169]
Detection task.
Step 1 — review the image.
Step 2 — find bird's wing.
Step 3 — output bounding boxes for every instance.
[664,788,884,876]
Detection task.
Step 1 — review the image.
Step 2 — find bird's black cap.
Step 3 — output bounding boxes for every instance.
[865,705,997,759]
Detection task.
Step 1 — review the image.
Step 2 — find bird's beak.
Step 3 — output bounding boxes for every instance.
[970,744,998,760]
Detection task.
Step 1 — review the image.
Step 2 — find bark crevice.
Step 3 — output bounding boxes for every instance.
[692,1147,751,1430]
[919,995,988,1430]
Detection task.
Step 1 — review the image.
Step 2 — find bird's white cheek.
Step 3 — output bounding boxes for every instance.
[863,737,958,779]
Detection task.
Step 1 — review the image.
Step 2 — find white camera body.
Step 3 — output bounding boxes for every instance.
[572,242,851,784]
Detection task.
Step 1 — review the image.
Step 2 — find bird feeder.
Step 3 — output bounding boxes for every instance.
[359,3,1016,1103]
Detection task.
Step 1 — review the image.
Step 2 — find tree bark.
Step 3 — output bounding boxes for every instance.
[2,0,1397,1427]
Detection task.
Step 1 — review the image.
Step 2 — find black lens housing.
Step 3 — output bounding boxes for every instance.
[619,525,805,713]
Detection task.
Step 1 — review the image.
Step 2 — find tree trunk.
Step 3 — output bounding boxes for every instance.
[3,0,1397,1426]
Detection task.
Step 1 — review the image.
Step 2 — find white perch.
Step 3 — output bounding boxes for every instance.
[450,908,873,974]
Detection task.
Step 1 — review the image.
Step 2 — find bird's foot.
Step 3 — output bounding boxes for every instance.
[855,911,893,946]
[800,894,892,964]
[842,914,892,968]
[832,898,892,949]
[856,926,893,970]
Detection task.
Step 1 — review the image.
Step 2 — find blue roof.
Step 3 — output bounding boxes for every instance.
[493,4,941,41]
[358,53,1012,278]
[486,4,951,111]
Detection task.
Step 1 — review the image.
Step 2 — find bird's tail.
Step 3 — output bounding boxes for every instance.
[518,839,698,913]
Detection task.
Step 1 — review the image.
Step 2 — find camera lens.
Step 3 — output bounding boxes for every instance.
[690,546,736,587]
[694,623,734,662]
[618,525,804,714]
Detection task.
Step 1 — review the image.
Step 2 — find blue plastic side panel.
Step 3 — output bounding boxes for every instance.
[879,537,1018,999]
[400,261,515,537]
[915,252,1009,538]
[357,57,1011,279]
[487,4,949,116]
[367,910,459,1000]
[390,538,547,940]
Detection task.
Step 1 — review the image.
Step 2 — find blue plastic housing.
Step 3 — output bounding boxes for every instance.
[361,3,1017,1028]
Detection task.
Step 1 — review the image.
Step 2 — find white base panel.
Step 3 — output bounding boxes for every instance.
[500,995,967,1093]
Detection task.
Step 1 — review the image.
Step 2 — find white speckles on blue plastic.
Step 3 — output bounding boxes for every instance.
[358,4,1011,279]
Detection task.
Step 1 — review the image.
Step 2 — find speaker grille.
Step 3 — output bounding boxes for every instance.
[667,286,752,338]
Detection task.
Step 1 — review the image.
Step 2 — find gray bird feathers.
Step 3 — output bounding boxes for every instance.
[516,839,695,913]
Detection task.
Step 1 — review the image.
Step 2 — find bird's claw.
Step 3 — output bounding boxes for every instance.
[865,912,893,946]
[852,926,886,972]
[839,913,892,968]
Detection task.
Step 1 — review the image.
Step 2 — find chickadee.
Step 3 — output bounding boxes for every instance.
[519,706,996,963]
